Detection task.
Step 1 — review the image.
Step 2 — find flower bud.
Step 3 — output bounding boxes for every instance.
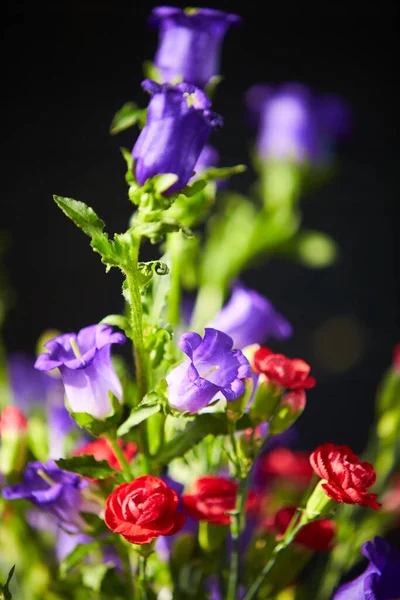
[268,390,306,435]
[0,406,28,476]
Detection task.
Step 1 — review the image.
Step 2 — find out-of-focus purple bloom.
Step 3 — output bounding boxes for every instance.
[193,144,219,179]
[48,403,76,459]
[7,353,53,412]
[208,282,292,349]
[246,83,350,165]
[207,575,245,599]
[333,537,400,600]
[166,328,251,413]
[132,80,222,195]
[2,460,100,532]
[149,7,241,88]
[55,529,92,562]
[34,324,125,420]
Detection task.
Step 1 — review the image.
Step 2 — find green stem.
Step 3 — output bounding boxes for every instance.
[166,232,182,327]
[226,478,247,600]
[106,435,133,482]
[123,238,151,474]
[138,554,148,600]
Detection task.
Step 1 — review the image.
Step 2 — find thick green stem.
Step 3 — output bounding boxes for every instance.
[138,554,148,600]
[226,478,247,600]
[106,435,132,482]
[123,239,150,473]
[166,232,182,327]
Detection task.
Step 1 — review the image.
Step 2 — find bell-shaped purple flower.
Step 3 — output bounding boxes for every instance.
[34,324,126,420]
[132,80,223,195]
[333,537,400,600]
[2,460,100,532]
[149,7,241,88]
[166,328,251,413]
[208,282,292,349]
[246,83,350,165]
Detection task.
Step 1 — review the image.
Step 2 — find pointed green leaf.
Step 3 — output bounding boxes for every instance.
[110,102,146,135]
[56,455,116,479]
[0,565,15,599]
[152,173,179,195]
[100,314,131,335]
[59,542,101,578]
[202,164,247,181]
[117,403,160,437]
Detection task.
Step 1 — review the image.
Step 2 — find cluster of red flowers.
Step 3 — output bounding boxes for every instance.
[252,347,316,391]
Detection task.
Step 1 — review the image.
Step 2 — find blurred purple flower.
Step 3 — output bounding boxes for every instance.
[193,144,219,179]
[166,328,251,413]
[132,80,222,195]
[246,83,350,165]
[2,460,100,532]
[34,324,125,420]
[333,537,400,600]
[209,282,292,349]
[7,353,51,412]
[149,7,241,88]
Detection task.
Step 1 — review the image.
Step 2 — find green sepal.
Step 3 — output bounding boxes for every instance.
[204,74,223,98]
[68,394,122,436]
[133,217,193,245]
[110,102,146,135]
[142,60,162,82]
[249,381,282,424]
[0,565,15,600]
[200,164,247,181]
[181,179,208,197]
[55,455,116,479]
[100,314,131,337]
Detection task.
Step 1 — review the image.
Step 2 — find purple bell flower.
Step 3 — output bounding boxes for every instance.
[332,537,400,600]
[166,328,251,413]
[2,460,100,532]
[132,79,223,195]
[246,83,350,165]
[208,282,292,349]
[34,324,126,420]
[149,7,241,88]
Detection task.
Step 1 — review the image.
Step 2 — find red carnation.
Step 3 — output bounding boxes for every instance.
[182,476,237,525]
[253,347,316,390]
[260,448,313,484]
[310,443,380,510]
[266,506,335,551]
[104,475,185,545]
[73,437,136,472]
[0,406,28,433]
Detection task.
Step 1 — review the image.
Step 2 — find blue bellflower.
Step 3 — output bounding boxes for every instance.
[2,460,100,532]
[166,328,251,413]
[246,83,350,165]
[333,537,400,600]
[132,80,223,195]
[209,282,292,348]
[34,324,125,420]
[149,7,241,88]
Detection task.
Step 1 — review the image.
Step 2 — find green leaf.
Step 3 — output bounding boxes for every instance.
[156,414,251,464]
[202,164,247,181]
[100,314,131,335]
[59,542,101,578]
[81,564,111,592]
[110,102,146,135]
[55,455,116,479]
[117,402,160,437]
[181,179,207,197]
[152,173,179,195]
[68,394,122,436]
[0,565,15,599]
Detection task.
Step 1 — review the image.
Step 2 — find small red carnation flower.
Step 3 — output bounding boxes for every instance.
[253,347,316,390]
[73,437,136,472]
[259,448,314,484]
[182,476,237,525]
[0,406,28,433]
[310,443,381,510]
[104,475,185,545]
[266,506,335,551]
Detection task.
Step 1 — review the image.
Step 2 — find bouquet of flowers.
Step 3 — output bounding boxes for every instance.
[1,6,399,600]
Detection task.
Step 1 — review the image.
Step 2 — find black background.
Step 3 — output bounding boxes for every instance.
[2,0,399,450]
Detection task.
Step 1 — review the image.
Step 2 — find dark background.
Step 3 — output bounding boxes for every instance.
[2,0,399,450]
